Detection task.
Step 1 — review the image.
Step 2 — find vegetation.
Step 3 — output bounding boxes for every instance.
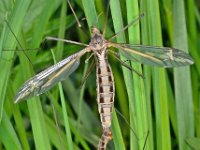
[0,0,199,149]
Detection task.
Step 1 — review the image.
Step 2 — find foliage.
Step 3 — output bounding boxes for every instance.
[0,0,199,149]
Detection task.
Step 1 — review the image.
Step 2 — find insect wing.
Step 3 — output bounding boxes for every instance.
[111,43,194,67]
[14,49,87,103]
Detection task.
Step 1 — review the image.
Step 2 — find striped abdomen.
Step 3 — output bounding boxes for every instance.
[96,58,115,128]
[96,57,115,149]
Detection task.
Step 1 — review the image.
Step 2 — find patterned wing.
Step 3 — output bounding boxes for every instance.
[110,43,194,67]
[14,49,87,103]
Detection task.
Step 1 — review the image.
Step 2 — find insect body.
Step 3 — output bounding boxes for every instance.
[90,28,115,149]
[14,26,194,150]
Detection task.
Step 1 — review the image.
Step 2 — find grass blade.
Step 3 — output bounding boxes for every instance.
[0,0,32,121]
[126,0,152,150]
[110,0,135,149]
[173,0,194,150]
[0,111,22,150]
[0,1,198,149]
[143,0,172,149]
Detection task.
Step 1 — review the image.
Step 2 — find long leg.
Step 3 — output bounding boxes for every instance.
[109,50,144,78]
[79,58,96,88]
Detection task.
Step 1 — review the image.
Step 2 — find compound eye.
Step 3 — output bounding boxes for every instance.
[96,39,102,45]
[95,41,100,45]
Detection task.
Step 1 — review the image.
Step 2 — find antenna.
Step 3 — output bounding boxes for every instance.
[109,13,144,40]
[4,19,34,66]
[103,0,111,36]
[67,0,82,27]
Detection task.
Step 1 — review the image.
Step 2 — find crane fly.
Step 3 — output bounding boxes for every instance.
[14,26,194,149]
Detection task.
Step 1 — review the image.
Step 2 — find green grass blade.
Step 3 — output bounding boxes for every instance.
[58,83,74,150]
[0,1,198,149]
[51,46,74,150]
[140,3,154,150]
[112,111,125,150]
[81,0,98,28]
[185,0,200,139]
[143,0,172,150]
[126,0,152,150]
[7,85,30,150]
[0,111,22,150]
[173,0,194,150]
[110,0,134,149]
[44,114,68,149]
[0,0,32,121]
[109,0,128,148]
[55,0,67,60]
[185,137,200,149]
[58,1,74,150]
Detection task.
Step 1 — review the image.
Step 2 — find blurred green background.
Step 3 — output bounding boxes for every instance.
[0,0,199,149]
